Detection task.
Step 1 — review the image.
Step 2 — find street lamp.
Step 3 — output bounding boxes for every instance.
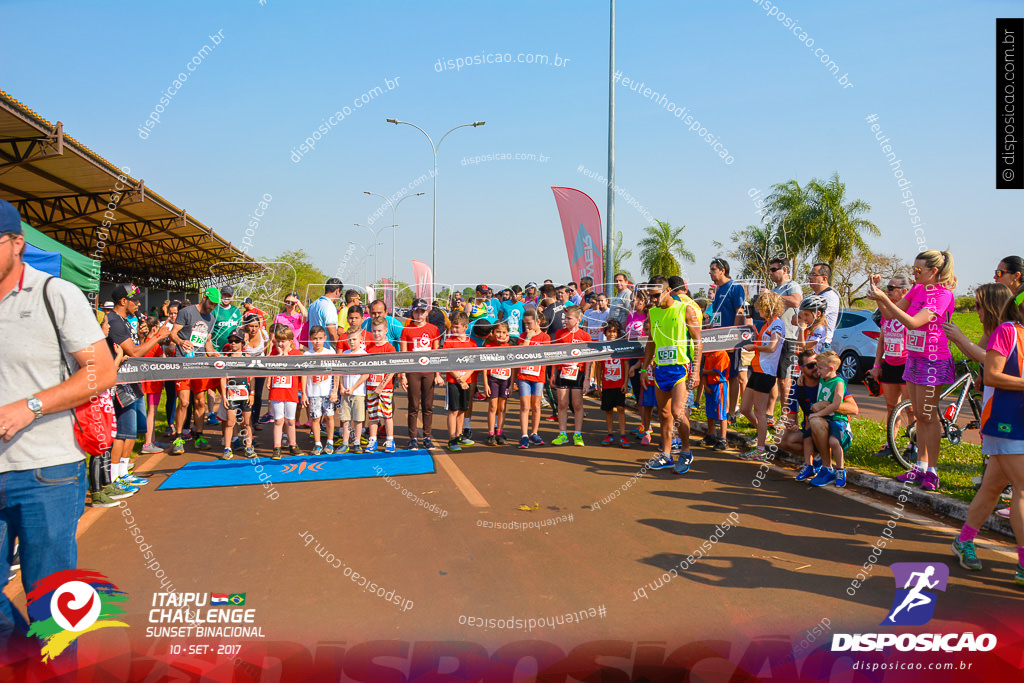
[354,223,394,286]
[363,190,424,287]
[385,118,485,292]
[345,241,370,290]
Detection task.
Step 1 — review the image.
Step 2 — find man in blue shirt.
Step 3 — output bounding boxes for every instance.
[307,278,343,349]
[362,299,404,351]
[498,289,525,342]
[709,257,747,420]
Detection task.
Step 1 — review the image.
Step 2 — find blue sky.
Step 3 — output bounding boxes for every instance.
[1,0,1019,294]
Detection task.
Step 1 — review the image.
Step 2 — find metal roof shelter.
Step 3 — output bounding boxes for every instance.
[0,90,261,291]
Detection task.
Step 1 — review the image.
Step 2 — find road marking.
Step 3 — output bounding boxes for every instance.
[434,451,490,508]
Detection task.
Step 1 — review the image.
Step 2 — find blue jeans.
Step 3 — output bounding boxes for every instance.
[0,461,88,638]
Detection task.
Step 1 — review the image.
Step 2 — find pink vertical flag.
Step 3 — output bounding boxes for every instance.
[412,260,433,300]
[551,187,604,286]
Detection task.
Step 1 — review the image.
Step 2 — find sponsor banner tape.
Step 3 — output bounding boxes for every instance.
[117,326,755,382]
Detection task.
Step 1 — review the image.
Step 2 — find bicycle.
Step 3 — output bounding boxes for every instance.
[886,361,983,470]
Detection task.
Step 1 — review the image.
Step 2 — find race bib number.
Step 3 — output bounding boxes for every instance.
[368,373,386,387]
[520,365,542,379]
[906,330,926,353]
[884,338,904,358]
[711,311,722,328]
[226,385,249,401]
[560,363,580,380]
[490,367,512,380]
[311,375,329,385]
[656,346,679,364]
[270,375,292,389]
[604,360,622,383]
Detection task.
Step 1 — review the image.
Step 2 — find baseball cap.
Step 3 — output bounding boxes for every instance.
[101,301,115,309]
[475,284,491,294]
[203,286,222,304]
[411,298,429,311]
[111,283,140,302]
[227,330,244,343]
[525,282,537,289]
[243,297,254,304]
[220,285,235,298]
[0,199,22,236]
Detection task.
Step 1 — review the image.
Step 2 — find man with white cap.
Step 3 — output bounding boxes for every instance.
[0,198,116,654]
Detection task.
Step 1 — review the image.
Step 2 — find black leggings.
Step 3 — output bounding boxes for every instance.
[252,377,266,423]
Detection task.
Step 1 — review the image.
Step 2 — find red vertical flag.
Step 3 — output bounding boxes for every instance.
[411,260,433,300]
[381,277,394,314]
[551,187,604,286]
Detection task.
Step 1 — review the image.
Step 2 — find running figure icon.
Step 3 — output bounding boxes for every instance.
[888,565,939,623]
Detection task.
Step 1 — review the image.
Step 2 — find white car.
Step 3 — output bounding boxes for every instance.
[830,308,881,382]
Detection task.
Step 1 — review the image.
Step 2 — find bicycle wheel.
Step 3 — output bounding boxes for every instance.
[887,399,918,469]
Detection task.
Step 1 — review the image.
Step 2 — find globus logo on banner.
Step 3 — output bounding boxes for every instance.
[832,563,997,652]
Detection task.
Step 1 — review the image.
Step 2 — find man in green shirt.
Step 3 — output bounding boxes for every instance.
[211,285,243,350]
[644,275,702,474]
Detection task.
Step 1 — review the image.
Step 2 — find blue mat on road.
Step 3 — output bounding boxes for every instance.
[156,450,436,491]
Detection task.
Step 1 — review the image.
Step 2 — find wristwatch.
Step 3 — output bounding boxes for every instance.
[27,396,44,420]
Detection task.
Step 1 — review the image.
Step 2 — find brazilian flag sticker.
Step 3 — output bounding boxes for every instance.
[228,593,246,605]
[998,423,1012,433]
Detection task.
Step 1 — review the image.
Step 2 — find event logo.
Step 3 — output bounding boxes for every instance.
[884,562,948,626]
[214,360,226,369]
[26,569,128,661]
[418,356,429,365]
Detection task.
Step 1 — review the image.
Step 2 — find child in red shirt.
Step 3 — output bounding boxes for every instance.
[552,306,592,446]
[483,321,513,445]
[364,316,397,453]
[442,311,476,452]
[268,325,305,459]
[599,319,630,448]
[516,308,550,449]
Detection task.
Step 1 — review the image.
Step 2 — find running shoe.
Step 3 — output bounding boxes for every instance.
[573,432,584,447]
[422,438,434,450]
[408,438,419,451]
[474,391,486,401]
[701,435,717,447]
[259,413,274,424]
[458,435,475,446]
[207,414,220,426]
[463,428,474,442]
[795,464,817,481]
[529,433,544,446]
[712,439,729,451]
[487,434,497,446]
[171,438,185,455]
[740,448,766,461]
[312,444,323,456]
[673,451,694,475]
[232,436,244,451]
[996,506,1010,519]
[350,442,362,454]
[447,439,462,453]
[765,415,776,430]
[384,440,395,453]
[920,471,939,492]
[640,431,652,446]
[650,454,675,470]
[496,433,507,445]
[812,456,823,469]
[282,433,289,446]
[323,441,334,455]
[113,478,140,494]
[102,483,133,500]
[728,414,738,425]
[271,448,282,460]
[1016,564,1024,587]
[871,445,893,458]
[336,443,350,454]
[194,435,211,451]
[896,465,922,483]
[89,490,119,507]
[630,427,644,439]
[181,429,193,440]
[519,435,530,449]
[244,446,255,458]
[620,436,631,449]
[361,434,369,446]
[552,432,569,446]
[289,445,302,456]
[222,448,233,460]
[545,414,559,421]
[365,438,379,453]
[602,435,616,446]
[141,442,164,455]
[540,397,550,408]
[902,443,918,463]
[671,438,682,454]
[122,473,149,486]
[162,426,176,438]
[834,468,847,488]
[951,538,982,571]
[808,466,836,487]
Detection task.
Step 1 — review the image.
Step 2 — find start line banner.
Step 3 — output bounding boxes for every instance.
[117,325,756,383]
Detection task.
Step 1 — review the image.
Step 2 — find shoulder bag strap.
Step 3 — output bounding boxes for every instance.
[41,277,72,383]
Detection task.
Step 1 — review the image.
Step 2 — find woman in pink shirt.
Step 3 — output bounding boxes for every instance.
[274,292,307,343]
[868,250,957,492]
[868,274,912,458]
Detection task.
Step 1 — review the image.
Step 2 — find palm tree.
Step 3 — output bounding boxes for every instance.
[763,179,816,275]
[637,220,695,279]
[609,230,633,282]
[727,225,775,283]
[806,172,880,273]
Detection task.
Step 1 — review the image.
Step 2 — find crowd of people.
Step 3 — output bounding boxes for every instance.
[2,181,1022,653]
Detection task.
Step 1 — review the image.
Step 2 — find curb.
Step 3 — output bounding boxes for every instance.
[689,420,1014,539]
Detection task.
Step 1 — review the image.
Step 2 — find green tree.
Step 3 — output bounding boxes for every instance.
[763,179,816,275]
[245,250,329,311]
[727,224,775,284]
[806,172,880,273]
[609,230,633,282]
[637,220,695,279]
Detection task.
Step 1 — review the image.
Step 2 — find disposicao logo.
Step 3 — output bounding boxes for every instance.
[26,569,128,661]
[832,563,996,653]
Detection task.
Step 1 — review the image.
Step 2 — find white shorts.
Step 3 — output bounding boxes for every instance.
[270,400,297,421]
[307,395,335,419]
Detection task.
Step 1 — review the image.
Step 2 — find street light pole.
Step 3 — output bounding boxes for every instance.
[354,223,394,287]
[363,190,425,288]
[385,118,485,293]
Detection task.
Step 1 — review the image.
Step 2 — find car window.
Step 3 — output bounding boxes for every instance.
[837,311,869,329]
